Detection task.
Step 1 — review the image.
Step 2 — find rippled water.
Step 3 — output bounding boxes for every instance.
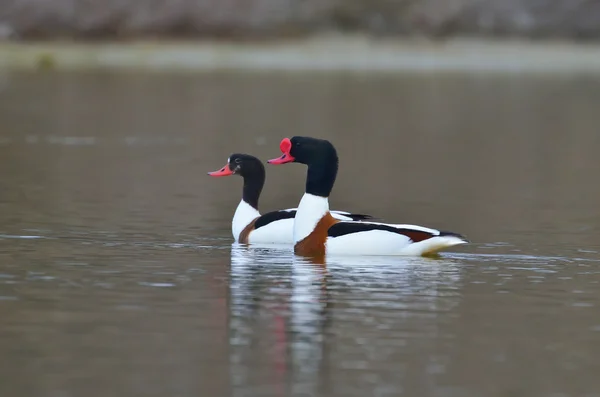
[1,70,600,397]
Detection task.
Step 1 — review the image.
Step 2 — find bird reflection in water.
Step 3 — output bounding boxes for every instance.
[228,243,463,396]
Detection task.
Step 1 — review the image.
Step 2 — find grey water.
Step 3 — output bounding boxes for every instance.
[1,70,600,397]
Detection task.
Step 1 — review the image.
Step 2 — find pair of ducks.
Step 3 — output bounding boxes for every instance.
[209,136,468,258]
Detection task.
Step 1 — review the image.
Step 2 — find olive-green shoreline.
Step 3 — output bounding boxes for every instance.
[1,37,600,73]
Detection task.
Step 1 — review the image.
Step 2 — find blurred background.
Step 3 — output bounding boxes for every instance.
[1,2,600,397]
[1,0,600,39]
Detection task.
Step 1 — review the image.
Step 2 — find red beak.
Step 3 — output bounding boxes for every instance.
[267,138,295,165]
[207,164,233,177]
[267,153,295,164]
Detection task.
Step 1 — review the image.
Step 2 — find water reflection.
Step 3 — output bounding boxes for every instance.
[230,244,295,396]
[229,245,464,396]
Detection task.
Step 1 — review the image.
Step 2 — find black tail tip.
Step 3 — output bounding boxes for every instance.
[439,230,469,243]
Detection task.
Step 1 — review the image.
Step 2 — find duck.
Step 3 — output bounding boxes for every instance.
[208,153,374,244]
[267,137,468,257]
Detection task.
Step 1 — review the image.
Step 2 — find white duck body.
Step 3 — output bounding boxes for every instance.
[292,193,467,257]
[231,198,374,245]
[324,222,467,256]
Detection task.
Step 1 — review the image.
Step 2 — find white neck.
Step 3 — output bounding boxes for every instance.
[293,193,329,243]
[232,200,260,241]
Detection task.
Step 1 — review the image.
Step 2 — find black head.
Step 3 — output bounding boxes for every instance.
[267,136,338,166]
[267,136,339,198]
[289,136,338,167]
[208,153,265,179]
[227,153,266,179]
[208,153,265,210]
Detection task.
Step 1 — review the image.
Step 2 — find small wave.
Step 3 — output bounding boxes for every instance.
[0,234,44,239]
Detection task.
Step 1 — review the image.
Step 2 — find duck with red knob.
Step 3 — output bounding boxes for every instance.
[267,137,468,257]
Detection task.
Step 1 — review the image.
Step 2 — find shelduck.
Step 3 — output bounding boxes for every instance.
[208,153,374,244]
[267,137,469,257]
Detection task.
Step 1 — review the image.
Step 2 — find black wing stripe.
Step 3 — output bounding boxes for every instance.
[327,222,435,242]
[254,210,297,230]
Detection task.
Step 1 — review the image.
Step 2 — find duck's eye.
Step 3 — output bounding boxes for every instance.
[234,158,242,164]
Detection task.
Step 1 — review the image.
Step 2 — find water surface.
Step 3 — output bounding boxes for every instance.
[1,70,600,397]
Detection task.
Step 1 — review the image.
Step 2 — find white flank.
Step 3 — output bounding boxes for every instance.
[293,193,329,244]
[231,199,260,241]
[325,229,467,256]
[248,218,295,244]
